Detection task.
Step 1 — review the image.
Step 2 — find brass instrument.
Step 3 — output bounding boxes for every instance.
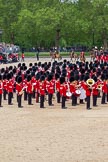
[86,79,95,88]
[97,84,102,90]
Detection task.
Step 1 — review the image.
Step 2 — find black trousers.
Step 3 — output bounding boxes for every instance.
[0,94,2,106]
[101,92,106,104]
[56,91,60,103]
[107,93,108,102]
[40,95,44,108]
[86,96,90,109]
[24,90,27,100]
[18,95,22,107]
[93,95,97,106]
[36,92,39,103]
[48,93,53,105]
[28,93,32,105]
[72,94,77,106]
[3,89,7,100]
[61,96,66,108]
[36,53,39,60]
[8,92,13,105]
[32,90,35,98]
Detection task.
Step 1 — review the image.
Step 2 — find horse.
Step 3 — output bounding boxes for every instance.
[79,52,86,62]
[70,51,79,62]
[50,50,62,61]
[89,50,95,61]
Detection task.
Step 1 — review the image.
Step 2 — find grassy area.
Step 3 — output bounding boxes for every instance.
[19,51,89,57]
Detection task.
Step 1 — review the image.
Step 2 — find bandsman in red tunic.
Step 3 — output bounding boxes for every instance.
[47,74,54,106]
[55,73,60,103]
[92,76,98,107]
[39,75,46,108]
[101,74,107,104]
[59,76,67,109]
[26,75,33,105]
[16,76,23,108]
[3,74,7,100]
[7,73,14,105]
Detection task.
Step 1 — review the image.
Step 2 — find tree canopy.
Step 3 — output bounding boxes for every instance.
[0,0,108,49]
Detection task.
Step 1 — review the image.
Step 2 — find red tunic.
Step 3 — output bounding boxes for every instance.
[92,83,98,95]
[47,81,54,94]
[16,83,22,95]
[26,81,33,94]
[39,81,45,95]
[60,84,67,97]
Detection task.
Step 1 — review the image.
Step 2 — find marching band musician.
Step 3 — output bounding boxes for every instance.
[59,76,67,109]
[101,75,107,104]
[39,75,46,108]
[92,76,98,107]
[7,73,14,105]
[3,74,7,100]
[69,76,76,106]
[26,75,33,105]
[35,73,40,103]
[47,74,54,106]
[83,75,92,110]
[0,75,3,107]
[16,76,23,108]
[79,75,86,104]
[55,73,61,103]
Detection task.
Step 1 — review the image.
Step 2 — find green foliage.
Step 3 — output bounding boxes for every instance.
[0,0,108,49]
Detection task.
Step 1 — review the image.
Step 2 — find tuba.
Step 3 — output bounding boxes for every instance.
[86,79,95,88]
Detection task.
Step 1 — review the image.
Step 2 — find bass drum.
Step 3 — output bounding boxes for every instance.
[66,91,72,97]
[75,89,81,96]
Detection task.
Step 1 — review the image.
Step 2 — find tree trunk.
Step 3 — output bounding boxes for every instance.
[55,29,60,50]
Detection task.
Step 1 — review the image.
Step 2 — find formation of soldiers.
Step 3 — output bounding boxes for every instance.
[0,57,108,110]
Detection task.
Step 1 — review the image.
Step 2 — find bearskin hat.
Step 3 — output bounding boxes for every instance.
[84,74,89,82]
[0,74,2,80]
[40,75,45,82]
[29,63,33,67]
[17,76,22,83]
[3,74,6,80]
[27,75,31,82]
[101,74,105,81]
[47,74,53,81]
[18,63,21,68]
[1,68,5,73]
[92,76,97,82]
[60,76,65,84]
[55,73,60,80]
[69,76,74,83]
[35,73,40,80]
[13,68,16,74]
[6,73,11,80]
[22,63,25,66]
[74,75,79,81]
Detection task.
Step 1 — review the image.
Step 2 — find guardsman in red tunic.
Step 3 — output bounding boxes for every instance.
[83,76,92,110]
[26,75,33,105]
[34,73,40,103]
[101,75,107,104]
[39,75,46,108]
[3,74,7,100]
[92,76,98,107]
[60,76,67,109]
[16,76,23,108]
[0,75,3,107]
[69,76,76,106]
[47,74,54,106]
[7,73,14,105]
[23,74,28,100]
[55,73,60,103]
